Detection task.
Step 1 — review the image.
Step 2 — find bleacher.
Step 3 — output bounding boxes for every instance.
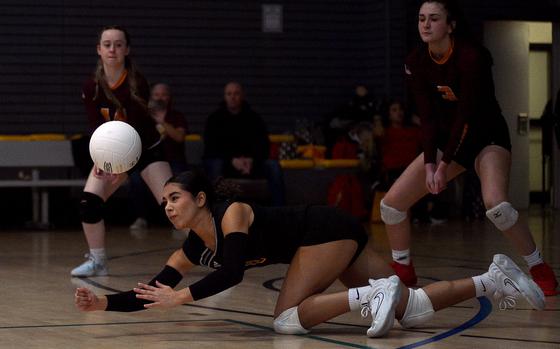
[0,134,359,227]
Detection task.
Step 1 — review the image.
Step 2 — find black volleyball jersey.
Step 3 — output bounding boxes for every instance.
[82,71,161,149]
[182,201,368,270]
[182,201,308,269]
[405,39,508,164]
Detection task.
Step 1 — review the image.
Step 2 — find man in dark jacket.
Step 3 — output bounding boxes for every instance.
[203,82,285,205]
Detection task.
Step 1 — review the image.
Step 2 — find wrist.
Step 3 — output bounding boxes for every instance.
[98,296,108,311]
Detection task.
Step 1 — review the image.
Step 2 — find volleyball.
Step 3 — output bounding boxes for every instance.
[89,121,142,174]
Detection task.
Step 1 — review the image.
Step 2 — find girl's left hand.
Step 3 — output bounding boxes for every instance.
[433,162,448,194]
[134,281,183,309]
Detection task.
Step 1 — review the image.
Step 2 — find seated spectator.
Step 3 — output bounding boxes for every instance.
[325,85,380,157]
[203,81,285,206]
[377,100,421,188]
[129,83,188,231]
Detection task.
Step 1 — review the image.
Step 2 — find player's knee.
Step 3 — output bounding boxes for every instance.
[380,199,407,225]
[485,201,518,231]
[79,192,105,224]
[273,306,310,335]
[398,288,434,328]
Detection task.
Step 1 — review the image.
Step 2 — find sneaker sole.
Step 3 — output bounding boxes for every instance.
[493,254,545,310]
[367,275,401,337]
[70,267,109,277]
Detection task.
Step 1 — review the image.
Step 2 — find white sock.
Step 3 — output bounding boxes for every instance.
[348,285,371,311]
[523,248,544,269]
[472,273,496,297]
[392,249,410,265]
[89,248,106,263]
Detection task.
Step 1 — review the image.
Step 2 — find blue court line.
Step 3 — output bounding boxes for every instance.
[396,296,492,349]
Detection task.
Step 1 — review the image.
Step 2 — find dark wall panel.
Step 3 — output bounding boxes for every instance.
[1,1,559,135]
[0,0,375,134]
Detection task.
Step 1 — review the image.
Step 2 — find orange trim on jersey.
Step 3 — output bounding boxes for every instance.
[100,108,111,121]
[429,38,454,65]
[110,69,128,90]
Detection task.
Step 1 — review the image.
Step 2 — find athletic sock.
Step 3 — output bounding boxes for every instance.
[392,249,411,265]
[348,285,372,311]
[472,273,496,298]
[523,248,544,269]
[89,248,106,263]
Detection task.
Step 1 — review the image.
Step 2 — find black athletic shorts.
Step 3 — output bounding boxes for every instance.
[127,141,167,174]
[301,206,368,267]
[448,117,511,168]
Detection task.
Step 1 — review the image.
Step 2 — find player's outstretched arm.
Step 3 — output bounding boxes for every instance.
[75,287,107,312]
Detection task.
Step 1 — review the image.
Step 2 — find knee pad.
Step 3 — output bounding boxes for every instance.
[485,201,518,231]
[398,288,434,329]
[80,192,105,224]
[273,306,310,335]
[380,199,407,225]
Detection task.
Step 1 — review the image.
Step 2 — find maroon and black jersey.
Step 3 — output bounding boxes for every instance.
[81,71,161,149]
[405,39,508,165]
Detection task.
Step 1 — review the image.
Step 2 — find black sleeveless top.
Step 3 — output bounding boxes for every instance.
[181,201,367,270]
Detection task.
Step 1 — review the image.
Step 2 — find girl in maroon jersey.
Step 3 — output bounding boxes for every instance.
[71,26,173,277]
[380,0,557,295]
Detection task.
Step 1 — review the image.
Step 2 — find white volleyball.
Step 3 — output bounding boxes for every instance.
[89,121,142,174]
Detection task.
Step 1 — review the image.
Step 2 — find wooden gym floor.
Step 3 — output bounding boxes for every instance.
[0,208,558,348]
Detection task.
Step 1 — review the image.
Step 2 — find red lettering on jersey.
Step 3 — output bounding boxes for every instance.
[245,258,267,267]
[99,107,127,121]
[437,85,458,101]
[100,108,110,121]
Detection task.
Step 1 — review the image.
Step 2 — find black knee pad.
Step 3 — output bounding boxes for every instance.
[80,192,105,224]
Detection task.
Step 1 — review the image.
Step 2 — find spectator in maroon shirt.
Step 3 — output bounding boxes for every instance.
[72,26,173,278]
[379,0,557,295]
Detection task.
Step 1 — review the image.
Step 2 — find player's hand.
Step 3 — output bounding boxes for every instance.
[93,165,120,183]
[424,163,437,194]
[433,162,448,194]
[134,281,183,309]
[75,287,103,312]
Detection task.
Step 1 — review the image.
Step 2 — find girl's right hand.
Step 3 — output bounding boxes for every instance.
[93,165,120,183]
[75,287,103,312]
[424,163,437,194]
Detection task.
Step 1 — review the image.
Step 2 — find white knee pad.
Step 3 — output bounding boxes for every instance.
[485,201,518,231]
[380,199,407,225]
[273,306,310,335]
[398,288,434,329]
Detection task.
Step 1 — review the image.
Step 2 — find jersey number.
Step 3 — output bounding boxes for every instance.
[100,108,127,122]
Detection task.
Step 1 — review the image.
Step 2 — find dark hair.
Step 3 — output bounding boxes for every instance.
[420,0,470,39]
[165,170,241,207]
[382,98,415,128]
[93,25,147,111]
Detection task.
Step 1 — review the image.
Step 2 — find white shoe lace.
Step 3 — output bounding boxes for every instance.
[494,289,517,310]
[361,303,371,318]
[360,289,376,318]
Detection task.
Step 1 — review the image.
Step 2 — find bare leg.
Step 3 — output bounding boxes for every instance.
[275,240,358,327]
[384,153,465,250]
[475,146,536,255]
[81,168,128,249]
[416,279,475,312]
[141,161,173,205]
